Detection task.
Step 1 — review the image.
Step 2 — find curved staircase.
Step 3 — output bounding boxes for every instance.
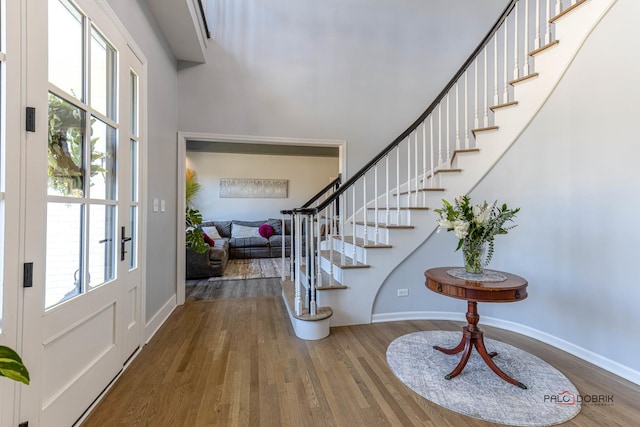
[282,0,617,339]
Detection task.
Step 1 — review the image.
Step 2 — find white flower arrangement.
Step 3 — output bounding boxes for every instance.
[434,195,520,272]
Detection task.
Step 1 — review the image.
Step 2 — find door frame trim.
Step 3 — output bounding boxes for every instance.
[176,131,346,305]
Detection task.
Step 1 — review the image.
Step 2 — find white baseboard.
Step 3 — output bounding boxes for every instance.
[372,311,640,386]
[144,295,177,343]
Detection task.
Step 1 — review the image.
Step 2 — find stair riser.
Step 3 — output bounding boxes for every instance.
[352,223,390,242]
[392,193,427,208]
[365,209,412,225]
[299,269,343,289]
[327,240,367,263]
[320,257,343,282]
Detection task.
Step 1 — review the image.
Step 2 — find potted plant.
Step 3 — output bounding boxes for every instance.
[0,346,29,385]
[185,169,206,254]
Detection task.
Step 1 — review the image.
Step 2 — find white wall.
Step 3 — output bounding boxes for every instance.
[107,0,179,323]
[186,152,339,220]
[178,0,507,173]
[374,0,640,375]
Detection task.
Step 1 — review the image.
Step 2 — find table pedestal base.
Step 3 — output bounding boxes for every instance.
[433,301,528,389]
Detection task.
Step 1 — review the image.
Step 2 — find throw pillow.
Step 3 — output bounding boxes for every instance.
[258,223,274,238]
[202,232,215,246]
[202,226,222,239]
[231,223,261,238]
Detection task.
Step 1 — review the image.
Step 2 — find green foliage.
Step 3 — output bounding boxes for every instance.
[185,207,207,254]
[48,94,107,196]
[185,169,207,253]
[0,346,30,385]
[185,168,201,208]
[434,195,520,267]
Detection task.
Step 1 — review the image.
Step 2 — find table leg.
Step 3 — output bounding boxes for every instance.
[433,301,527,389]
[433,335,466,355]
[443,331,473,380]
[474,333,528,389]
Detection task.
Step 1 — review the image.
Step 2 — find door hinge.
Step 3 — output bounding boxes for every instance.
[23,262,33,288]
[19,421,29,427]
[26,107,36,132]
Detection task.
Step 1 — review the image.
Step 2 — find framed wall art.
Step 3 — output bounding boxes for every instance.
[219,178,288,198]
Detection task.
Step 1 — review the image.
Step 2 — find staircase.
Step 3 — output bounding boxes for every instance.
[281,0,616,340]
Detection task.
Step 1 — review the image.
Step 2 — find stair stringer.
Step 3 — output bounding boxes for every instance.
[321,0,617,328]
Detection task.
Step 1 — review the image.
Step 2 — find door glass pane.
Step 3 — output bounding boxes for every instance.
[48,0,84,100]
[90,27,117,120]
[130,139,137,202]
[0,4,4,330]
[48,93,85,197]
[0,203,4,329]
[89,118,116,200]
[128,206,137,270]
[130,71,138,136]
[46,202,83,309]
[88,204,115,289]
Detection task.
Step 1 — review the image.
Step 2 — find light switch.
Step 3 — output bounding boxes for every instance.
[160,199,166,212]
[153,198,159,212]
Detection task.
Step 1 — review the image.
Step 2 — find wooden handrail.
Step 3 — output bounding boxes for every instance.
[301,174,341,208]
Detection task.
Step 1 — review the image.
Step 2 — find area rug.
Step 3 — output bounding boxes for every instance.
[387,331,581,426]
[207,258,290,282]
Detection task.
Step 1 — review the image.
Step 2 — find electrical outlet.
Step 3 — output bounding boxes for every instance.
[397,289,409,297]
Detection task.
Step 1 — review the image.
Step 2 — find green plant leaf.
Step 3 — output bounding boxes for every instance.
[0,346,30,385]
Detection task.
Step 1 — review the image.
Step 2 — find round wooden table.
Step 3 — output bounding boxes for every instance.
[425,267,528,389]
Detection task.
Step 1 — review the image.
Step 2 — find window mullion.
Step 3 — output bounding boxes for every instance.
[81,12,92,294]
[91,109,119,130]
[48,83,89,111]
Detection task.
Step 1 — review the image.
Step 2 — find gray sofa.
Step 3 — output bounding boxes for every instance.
[186,219,292,279]
[185,241,229,279]
[201,219,291,259]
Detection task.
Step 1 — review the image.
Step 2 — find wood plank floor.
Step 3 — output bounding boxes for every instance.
[81,294,640,426]
[185,277,282,301]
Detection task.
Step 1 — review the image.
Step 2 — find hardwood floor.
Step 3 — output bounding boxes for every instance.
[185,277,282,301]
[81,292,640,426]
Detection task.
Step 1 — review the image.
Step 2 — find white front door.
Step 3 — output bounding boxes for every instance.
[21,0,146,425]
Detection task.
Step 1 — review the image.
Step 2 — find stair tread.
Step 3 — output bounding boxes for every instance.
[471,126,499,137]
[320,250,370,268]
[490,101,519,111]
[281,279,333,321]
[549,0,588,23]
[395,187,445,195]
[509,72,539,86]
[366,206,429,211]
[451,148,480,164]
[424,169,462,180]
[353,221,415,229]
[529,40,559,57]
[334,235,393,248]
[393,186,446,196]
